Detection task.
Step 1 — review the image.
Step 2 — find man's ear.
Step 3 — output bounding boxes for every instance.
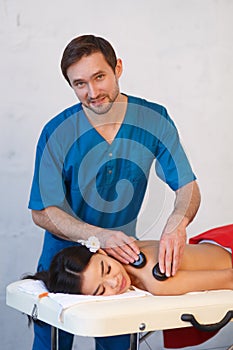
[98,249,108,256]
[115,58,123,78]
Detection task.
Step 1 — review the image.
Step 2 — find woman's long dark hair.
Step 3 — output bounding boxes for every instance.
[23,246,94,295]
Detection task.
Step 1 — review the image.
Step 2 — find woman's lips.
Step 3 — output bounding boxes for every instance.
[119,276,127,293]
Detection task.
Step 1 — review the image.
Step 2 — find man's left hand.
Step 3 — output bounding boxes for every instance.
[158,215,188,277]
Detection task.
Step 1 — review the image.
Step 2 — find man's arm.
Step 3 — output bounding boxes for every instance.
[158,180,201,277]
[31,206,139,263]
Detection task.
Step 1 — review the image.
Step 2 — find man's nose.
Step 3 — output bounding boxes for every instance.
[87,82,99,99]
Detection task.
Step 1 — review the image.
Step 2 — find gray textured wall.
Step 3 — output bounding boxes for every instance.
[1,0,233,348]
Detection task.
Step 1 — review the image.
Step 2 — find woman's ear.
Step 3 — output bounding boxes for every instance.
[98,249,108,256]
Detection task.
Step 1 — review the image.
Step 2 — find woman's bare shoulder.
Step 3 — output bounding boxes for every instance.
[136,240,160,250]
[136,240,160,260]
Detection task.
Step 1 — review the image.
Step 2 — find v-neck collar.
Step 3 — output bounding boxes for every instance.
[80,94,130,145]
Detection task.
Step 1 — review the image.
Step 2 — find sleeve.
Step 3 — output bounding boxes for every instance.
[28,127,67,210]
[155,108,196,191]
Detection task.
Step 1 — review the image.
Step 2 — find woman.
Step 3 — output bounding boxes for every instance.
[26,225,233,296]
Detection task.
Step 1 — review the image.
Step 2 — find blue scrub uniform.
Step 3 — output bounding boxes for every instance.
[29,95,196,350]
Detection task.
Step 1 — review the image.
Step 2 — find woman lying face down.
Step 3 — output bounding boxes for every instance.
[25,238,233,296]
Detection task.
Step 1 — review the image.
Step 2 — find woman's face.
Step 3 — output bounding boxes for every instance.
[81,251,131,296]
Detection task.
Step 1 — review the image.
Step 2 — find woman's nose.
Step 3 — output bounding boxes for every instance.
[105,276,118,289]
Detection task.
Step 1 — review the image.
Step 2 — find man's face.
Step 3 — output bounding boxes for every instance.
[67,52,122,115]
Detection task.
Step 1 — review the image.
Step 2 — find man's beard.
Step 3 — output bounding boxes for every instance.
[84,83,119,115]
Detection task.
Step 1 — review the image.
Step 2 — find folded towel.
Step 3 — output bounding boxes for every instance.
[18,279,151,319]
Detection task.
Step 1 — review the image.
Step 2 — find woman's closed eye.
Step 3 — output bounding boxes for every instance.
[93,261,111,296]
[98,287,106,296]
[98,265,111,295]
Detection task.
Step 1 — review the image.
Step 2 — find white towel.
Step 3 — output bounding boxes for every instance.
[18,279,151,317]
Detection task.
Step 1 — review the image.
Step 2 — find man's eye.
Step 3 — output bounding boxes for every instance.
[107,265,111,274]
[74,81,85,88]
[96,74,104,80]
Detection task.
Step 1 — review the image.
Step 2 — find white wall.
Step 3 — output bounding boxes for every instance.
[1,1,232,349]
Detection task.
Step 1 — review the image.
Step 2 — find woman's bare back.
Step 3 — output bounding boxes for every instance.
[124,240,233,295]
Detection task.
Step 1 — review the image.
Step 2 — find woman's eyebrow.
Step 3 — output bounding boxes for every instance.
[93,260,104,296]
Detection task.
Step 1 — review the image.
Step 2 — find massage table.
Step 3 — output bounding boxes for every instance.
[6,279,233,350]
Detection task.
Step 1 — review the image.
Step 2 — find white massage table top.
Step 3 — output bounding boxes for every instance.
[6,280,233,337]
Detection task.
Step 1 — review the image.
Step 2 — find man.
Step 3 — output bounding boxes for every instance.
[29,34,200,349]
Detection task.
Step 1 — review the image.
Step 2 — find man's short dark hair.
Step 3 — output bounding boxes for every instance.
[61,34,117,85]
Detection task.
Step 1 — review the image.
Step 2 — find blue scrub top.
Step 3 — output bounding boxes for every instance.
[29,95,196,236]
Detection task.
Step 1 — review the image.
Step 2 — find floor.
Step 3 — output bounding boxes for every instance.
[73,322,233,349]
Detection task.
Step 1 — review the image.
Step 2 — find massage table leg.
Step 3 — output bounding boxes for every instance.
[129,333,139,350]
[50,328,140,350]
[51,326,59,350]
[32,327,233,350]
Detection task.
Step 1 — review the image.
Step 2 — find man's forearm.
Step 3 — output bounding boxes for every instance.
[31,206,140,264]
[165,180,201,232]
[31,206,102,242]
[174,180,201,223]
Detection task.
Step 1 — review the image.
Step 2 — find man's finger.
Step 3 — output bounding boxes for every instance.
[124,237,140,255]
[158,242,166,274]
[108,236,140,256]
[105,246,134,264]
[165,246,173,277]
[172,242,185,276]
[102,234,140,262]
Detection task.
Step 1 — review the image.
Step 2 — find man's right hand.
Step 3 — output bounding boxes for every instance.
[96,229,140,264]
[32,207,140,264]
